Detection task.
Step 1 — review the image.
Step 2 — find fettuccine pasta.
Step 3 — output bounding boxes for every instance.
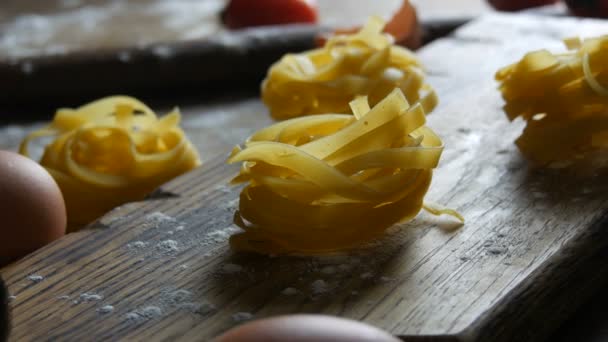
[496,35,608,168]
[20,96,201,231]
[228,89,463,254]
[262,16,437,120]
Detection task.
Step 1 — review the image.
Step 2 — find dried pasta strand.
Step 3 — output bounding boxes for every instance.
[228,89,462,255]
[20,96,201,231]
[496,35,608,168]
[262,17,437,119]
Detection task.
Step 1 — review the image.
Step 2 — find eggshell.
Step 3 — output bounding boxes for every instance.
[213,314,400,342]
[0,151,66,266]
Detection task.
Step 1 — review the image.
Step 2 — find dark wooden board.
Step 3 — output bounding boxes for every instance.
[2,13,608,341]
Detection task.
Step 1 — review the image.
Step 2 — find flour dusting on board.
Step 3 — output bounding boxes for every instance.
[79,293,103,302]
[97,305,115,314]
[0,0,225,60]
[27,274,44,283]
[232,312,253,322]
[122,287,216,323]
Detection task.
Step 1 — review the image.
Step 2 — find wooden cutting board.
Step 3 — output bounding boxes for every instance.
[2,13,608,342]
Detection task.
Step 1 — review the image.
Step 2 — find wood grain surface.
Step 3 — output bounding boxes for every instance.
[2,13,608,341]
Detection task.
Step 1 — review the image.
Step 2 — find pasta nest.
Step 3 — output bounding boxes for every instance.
[20,96,201,231]
[496,35,608,168]
[228,89,463,254]
[261,16,437,120]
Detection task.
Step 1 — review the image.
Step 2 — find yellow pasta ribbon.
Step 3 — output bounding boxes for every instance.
[20,96,201,231]
[228,89,463,255]
[496,35,608,168]
[262,16,437,120]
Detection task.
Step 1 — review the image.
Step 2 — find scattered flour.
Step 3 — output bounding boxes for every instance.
[146,212,177,225]
[166,289,193,304]
[80,293,103,302]
[27,275,44,283]
[205,228,239,245]
[311,279,328,295]
[157,240,179,253]
[232,312,253,322]
[179,302,215,315]
[127,241,148,249]
[158,288,216,316]
[126,306,163,323]
[151,45,174,59]
[0,0,224,59]
[178,264,189,270]
[57,295,70,300]
[97,305,115,314]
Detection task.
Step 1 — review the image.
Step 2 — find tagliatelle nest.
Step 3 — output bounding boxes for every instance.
[20,96,201,230]
[261,17,437,120]
[496,36,608,168]
[228,89,463,255]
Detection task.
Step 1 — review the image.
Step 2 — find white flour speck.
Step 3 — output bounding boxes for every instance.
[232,312,253,322]
[57,295,70,300]
[97,305,114,314]
[166,289,192,304]
[80,293,103,302]
[146,212,176,224]
[281,287,298,296]
[179,302,215,315]
[222,263,243,274]
[178,264,189,270]
[152,45,174,59]
[127,241,148,249]
[206,229,237,244]
[27,275,44,283]
[157,240,179,252]
[126,306,163,323]
[311,279,328,295]
[7,296,16,302]
[175,226,185,231]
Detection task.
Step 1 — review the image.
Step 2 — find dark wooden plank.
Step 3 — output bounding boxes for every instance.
[1,12,608,341]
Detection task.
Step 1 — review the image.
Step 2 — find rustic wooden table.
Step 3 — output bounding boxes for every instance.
[0,0,608,342]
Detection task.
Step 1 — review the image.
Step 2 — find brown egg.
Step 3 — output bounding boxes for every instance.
[0,151,66,267]
[213,314,401,342]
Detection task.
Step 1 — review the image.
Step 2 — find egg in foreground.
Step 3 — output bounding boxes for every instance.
[0,151,66,267]
[213,314,400,342]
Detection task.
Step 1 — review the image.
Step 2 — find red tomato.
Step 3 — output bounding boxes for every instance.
[223,0,318,29]
[487,0,558,11]
[564,0,608,17]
